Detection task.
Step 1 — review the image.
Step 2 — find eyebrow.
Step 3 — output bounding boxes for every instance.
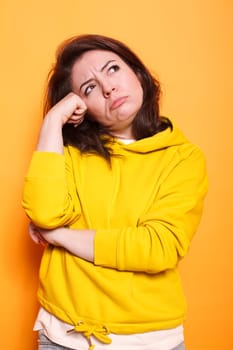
[79,59,116,91]
[100,59,116,72]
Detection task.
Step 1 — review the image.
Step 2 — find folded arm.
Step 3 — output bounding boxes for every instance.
[29,147,208,274]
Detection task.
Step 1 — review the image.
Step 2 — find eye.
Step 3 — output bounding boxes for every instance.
[84,84,96,96]
[108,64,120,74]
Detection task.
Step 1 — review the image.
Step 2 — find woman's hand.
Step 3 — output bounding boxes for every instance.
[28,222,95,262]
[37,92,87,153]
[28,222,48,246]
[46,92,87,127]
[29,222,67,246]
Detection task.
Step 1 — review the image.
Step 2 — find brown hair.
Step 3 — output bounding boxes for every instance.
[43,34,171,160]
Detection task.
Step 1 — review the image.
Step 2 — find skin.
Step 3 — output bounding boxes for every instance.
[29,49,144,261]
[71,50,143,138]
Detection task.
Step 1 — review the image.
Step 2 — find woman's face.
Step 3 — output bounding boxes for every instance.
[71,50,143,138]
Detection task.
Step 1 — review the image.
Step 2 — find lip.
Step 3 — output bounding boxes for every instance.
[110,96,128,111]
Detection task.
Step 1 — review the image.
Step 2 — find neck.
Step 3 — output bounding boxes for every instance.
[113,134,134,140]
[110,129,135,140]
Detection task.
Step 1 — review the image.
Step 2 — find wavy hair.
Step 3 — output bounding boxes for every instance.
[43,34,171,160]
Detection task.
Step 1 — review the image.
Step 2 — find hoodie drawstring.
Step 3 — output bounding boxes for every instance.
[67,320,111,350]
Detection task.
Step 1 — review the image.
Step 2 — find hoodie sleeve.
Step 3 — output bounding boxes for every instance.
[22,149,81,229]
[94,147,208,273]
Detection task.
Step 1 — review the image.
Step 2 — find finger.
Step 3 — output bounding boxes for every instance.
[75,116,84,124]
[29,221,36,233]
[70,113,84,121]
[67,116,84,127]
[74,108,87,115]
[73,118,84,128]
[29,230,41,244]
[38,234,47,246]
[28,222,46,245]
[28,222,39,243]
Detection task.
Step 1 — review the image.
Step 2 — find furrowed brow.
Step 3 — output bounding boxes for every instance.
[79,60,116,91]
[100,60,116,72]
[79,78,93,91]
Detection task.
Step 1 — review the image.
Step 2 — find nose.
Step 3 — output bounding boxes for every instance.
[102,80,115,98]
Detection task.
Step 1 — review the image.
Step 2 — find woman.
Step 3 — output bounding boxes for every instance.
[22,34,208,350]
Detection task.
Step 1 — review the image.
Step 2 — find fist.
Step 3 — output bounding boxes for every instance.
[46,92,87,127]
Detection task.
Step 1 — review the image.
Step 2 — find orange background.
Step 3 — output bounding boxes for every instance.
[0,1,232,349]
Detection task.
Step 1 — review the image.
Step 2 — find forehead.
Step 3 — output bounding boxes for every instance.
[72,50,124,75]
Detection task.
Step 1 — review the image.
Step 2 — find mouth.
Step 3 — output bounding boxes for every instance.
[110,96,128,111]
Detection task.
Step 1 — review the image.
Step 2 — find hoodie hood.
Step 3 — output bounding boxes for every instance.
[114,120,189,154]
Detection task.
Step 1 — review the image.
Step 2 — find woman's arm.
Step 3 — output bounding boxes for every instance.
[29,223,95,262]
[22,93,87,228]
[30,148,208,273]
[93,147,208,273]
[36,92,87,153]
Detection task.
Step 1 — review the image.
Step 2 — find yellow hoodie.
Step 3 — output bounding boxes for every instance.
[22,122,208,345]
